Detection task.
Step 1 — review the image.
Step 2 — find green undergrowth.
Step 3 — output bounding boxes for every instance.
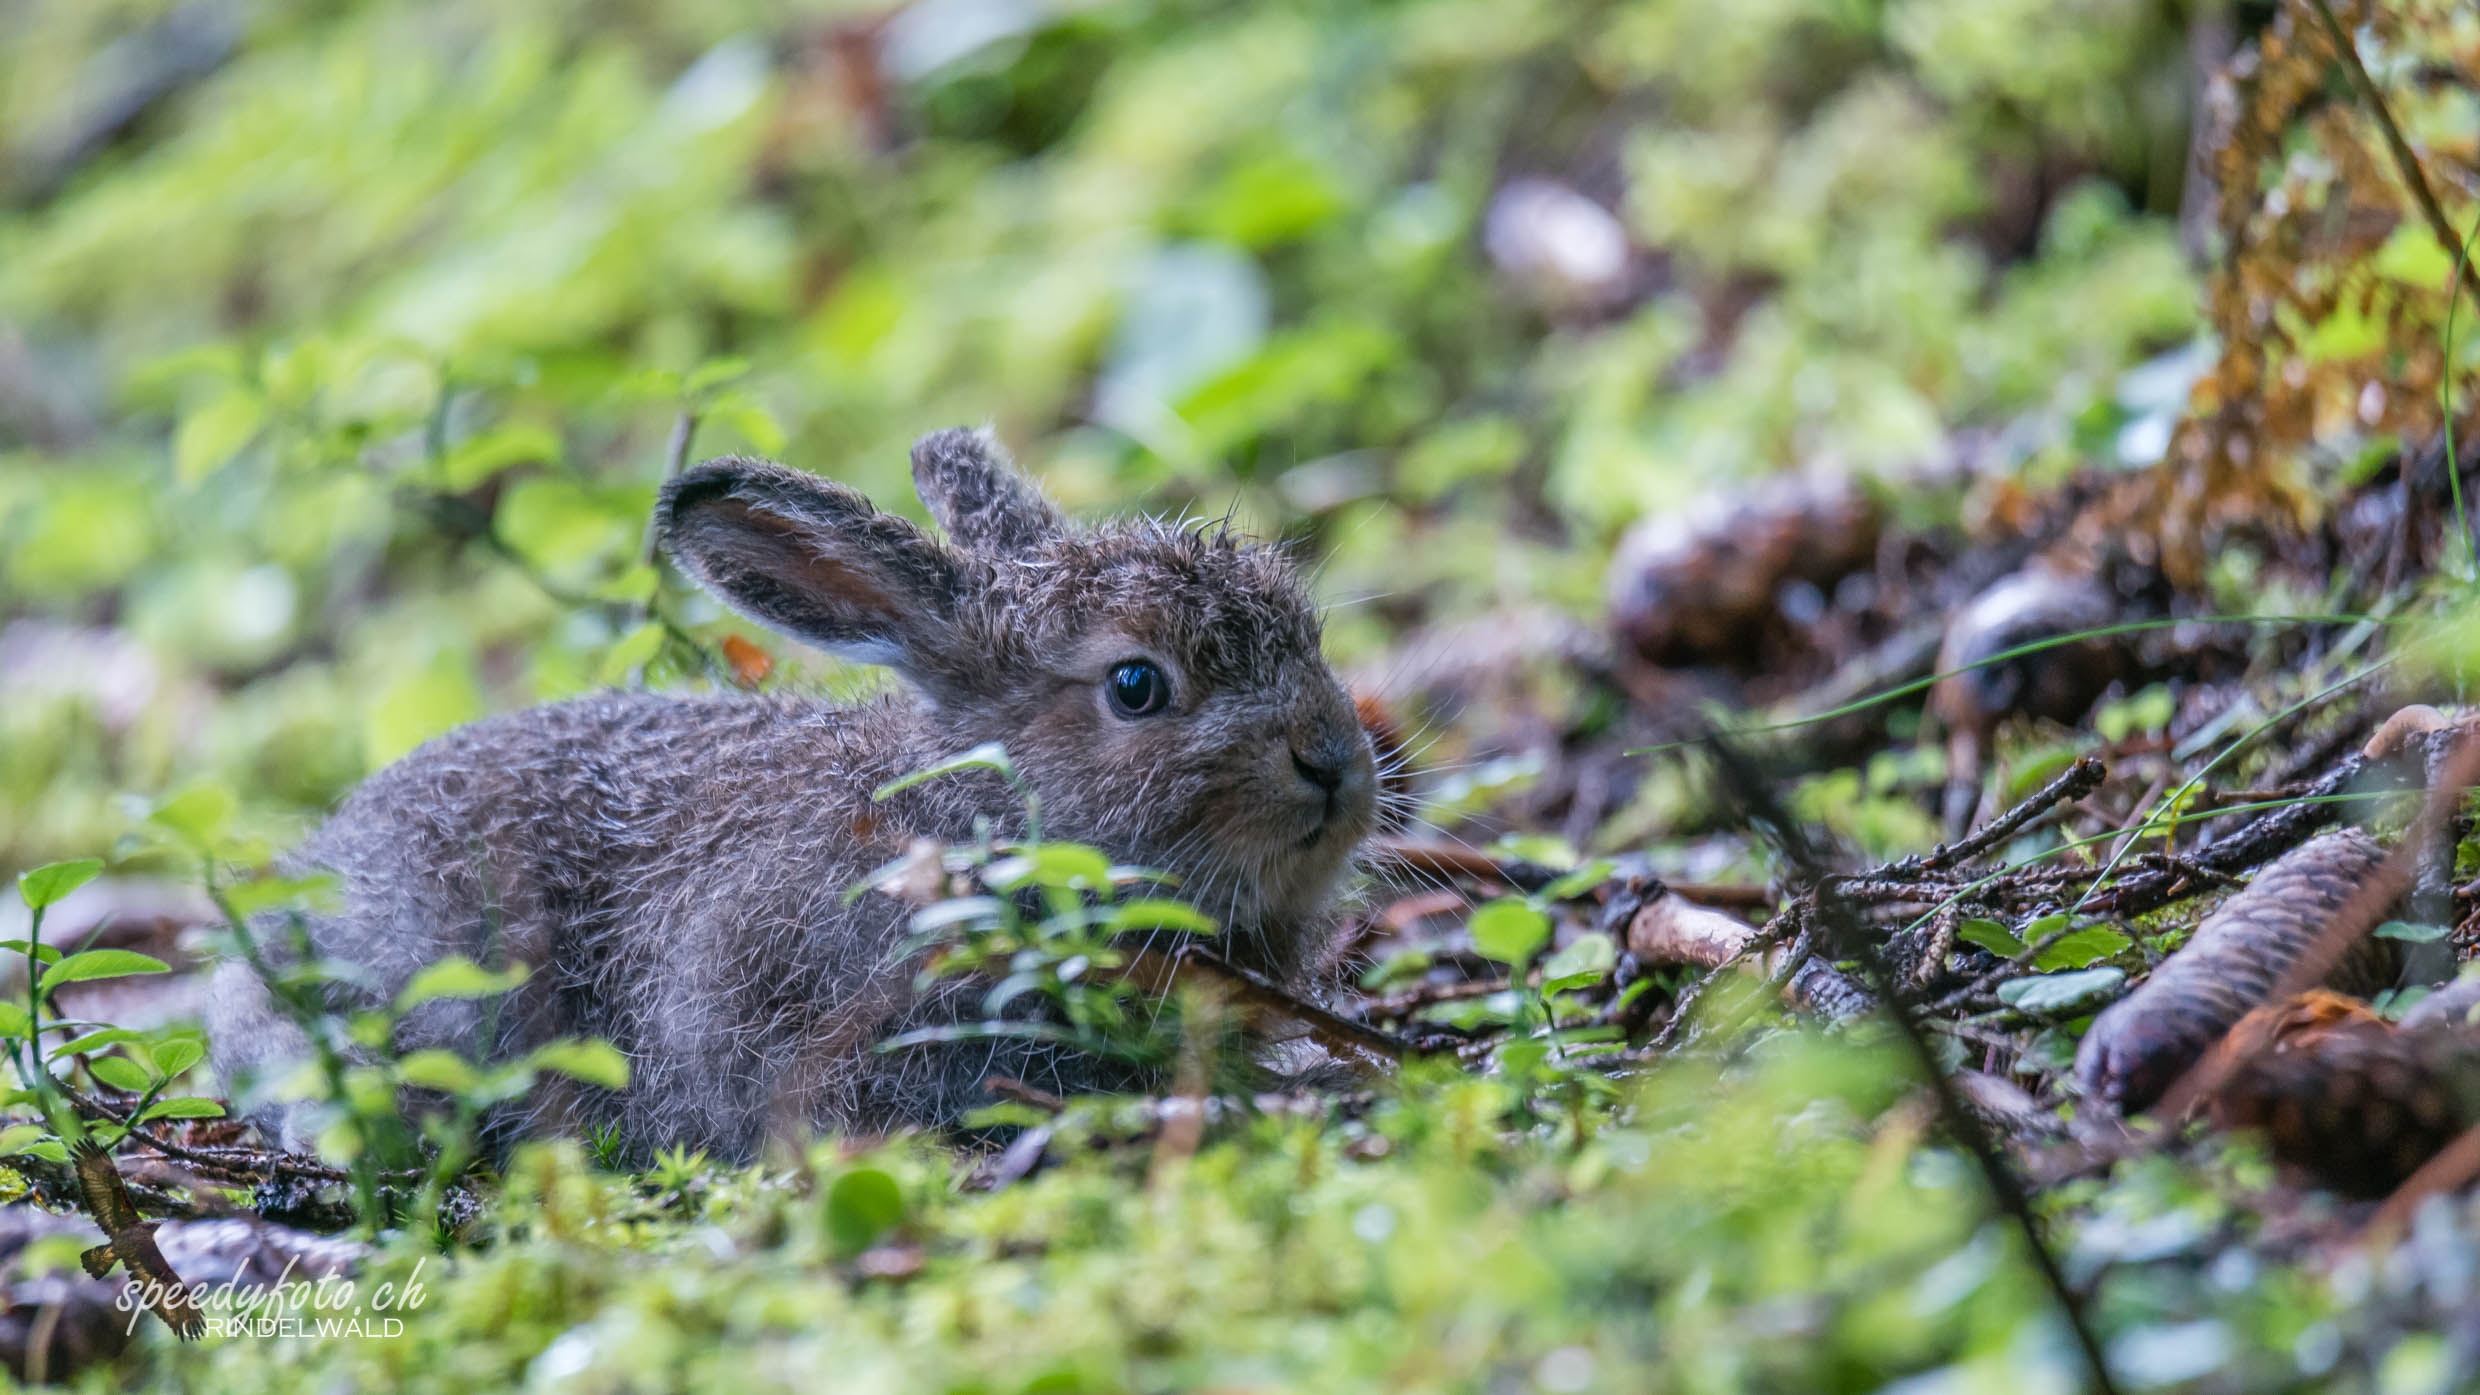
[99,1040,2342,1395]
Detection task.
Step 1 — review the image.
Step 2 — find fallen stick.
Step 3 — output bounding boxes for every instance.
[1624,891,1872,1021]
[1364,837,1770,910]
[1125,946,1408,1073]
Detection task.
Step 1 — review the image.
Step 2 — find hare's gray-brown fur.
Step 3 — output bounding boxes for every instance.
[207,429,1377,1161]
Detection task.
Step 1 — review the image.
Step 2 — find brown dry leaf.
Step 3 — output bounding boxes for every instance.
[722,633,774,688]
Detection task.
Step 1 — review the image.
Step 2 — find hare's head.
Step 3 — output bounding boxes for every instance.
[659,428,1376,976]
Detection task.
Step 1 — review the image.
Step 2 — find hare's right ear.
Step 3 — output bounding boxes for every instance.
[910,427,1065,556]
[659,458,966,675]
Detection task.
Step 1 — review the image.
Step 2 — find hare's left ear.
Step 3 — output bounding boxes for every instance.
[910,427,1066,556]
[659,457,971,682]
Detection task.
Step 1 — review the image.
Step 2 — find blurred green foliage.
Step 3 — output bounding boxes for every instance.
[1,0,2201,866]
[110,1036,2440,1394]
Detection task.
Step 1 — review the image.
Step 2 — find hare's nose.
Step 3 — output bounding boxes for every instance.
[1292,749,1346,796]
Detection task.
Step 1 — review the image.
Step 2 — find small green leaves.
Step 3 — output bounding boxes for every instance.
[173,389,266,482]
[986,844,1112,894]
[47,1027,143,1059]
[876,742,1019,800]
[2033,927,2132,972]
[87,1056,153,1093]
[16,860,102,911]
[1956,919,2025,957]
[440,423,561,491]
[598,620,667,684]
[877,743,1042,840]
[1104,899,1219,935]
[683,357,752,396]
[528,1039,631,1091]
[1540,931,1618,992]
[395,956,531,1012]
[1996,967,2125,1015]
[1535,859,1617,903]
[216,871,341,920]
[152,1035,203,1080]
[1955,916,2128,971]
[149,785,237,849]
[2375,920,2455,943]
[136,1097,225,1123]
[396,1050,481,1093]
[1469,899,1551,967]
[38,950,171,995]
[704,390,787,456]
[826,1167,906,1255]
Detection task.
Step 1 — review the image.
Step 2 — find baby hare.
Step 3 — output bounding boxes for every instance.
[208,429,1378,1161]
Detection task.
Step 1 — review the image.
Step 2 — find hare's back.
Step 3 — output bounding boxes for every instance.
[298,690,927,984]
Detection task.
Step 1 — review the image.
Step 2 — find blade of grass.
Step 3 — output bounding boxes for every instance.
[1629,612,2399,756]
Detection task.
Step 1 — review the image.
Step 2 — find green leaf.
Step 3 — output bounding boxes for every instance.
[0,1004,28,1041]
[1104,899,1219,936]
[2032,928,2132,972]
[2020,911,2070,943]
[47,1027,143,1059]
[136,1097,225,1123]
[1469,899,1551,968]
[86,1055,154,1092]
[2374,219,2456,289]
[683,358,753,396]
[148,785,236,848]
[706,392,787,456]
[527,1039,630,1091]
[1956,919,2025,958]
[149,1037,205,1079]
[0,1124,46,1156]
[1487,833,1579,869]
[1540,931,1618,992]
[986,844,1110,894]
[875,743,1019,801]
[598,621,667,684]
[173,390,265,483]
[38,950,171,995]
[17,859,102,911]
[440,424,561,491]
[2375,920,2455,943]
[1995,967,2126,1015]
[492,477,642,575]
[1498,1040,1550,1077]
[826,1167,906,1255]
[17,1140,67,1165]
[0,943,61,966]
[396,1049,480,1093]
[1360,949,1432,990]
[395,956,530,1012]
[1535,859,1617,904]
[217,872,340,921]
[595,564,659,605]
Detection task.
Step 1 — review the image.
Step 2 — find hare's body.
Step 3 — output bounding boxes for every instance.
[210,430,1377,1161]
[213,692,1039,1160]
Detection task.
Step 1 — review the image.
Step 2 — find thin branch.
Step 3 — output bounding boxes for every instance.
[1885,756,2107,880]
[1128,946,1410,1069]
[1699,733,2126,1395]
[637,408,699,576]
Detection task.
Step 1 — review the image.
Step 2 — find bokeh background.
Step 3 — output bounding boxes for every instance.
[4,0,2224,868]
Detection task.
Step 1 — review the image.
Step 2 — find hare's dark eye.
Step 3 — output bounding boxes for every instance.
[1106,661,1171,718]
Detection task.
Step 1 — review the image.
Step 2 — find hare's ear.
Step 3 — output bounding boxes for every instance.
[660,458,966,674]
[910,427,1065,556]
